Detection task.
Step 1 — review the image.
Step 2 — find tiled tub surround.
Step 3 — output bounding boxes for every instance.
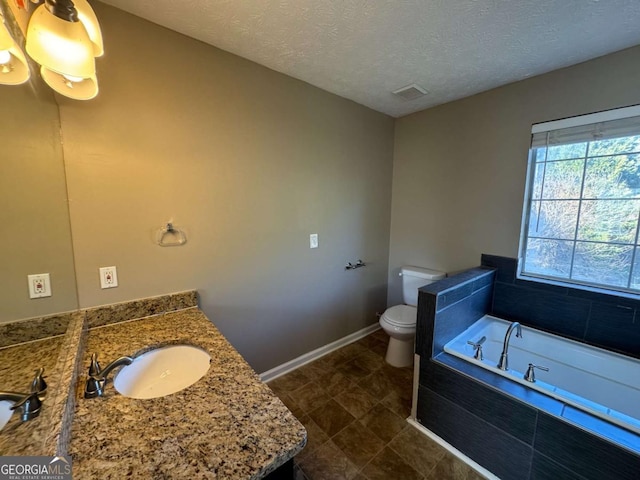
[0,311,83,456]
[415,263,640,480]
[444,315,640,435]
[480,254,640,359]
[70,308,307,479]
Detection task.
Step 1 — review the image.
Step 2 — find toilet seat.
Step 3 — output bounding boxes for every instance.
[381,304,417,327]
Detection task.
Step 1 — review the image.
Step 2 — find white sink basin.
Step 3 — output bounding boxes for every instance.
[0,400,14,430]
[114,345,211,399]
[0,400,13,430]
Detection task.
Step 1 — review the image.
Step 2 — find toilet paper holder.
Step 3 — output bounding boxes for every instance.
[345,259,366,270]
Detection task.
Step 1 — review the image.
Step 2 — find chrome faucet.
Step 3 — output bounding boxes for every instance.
[84,353,133,399]
[497,322,522,371]
[0,368,47,422]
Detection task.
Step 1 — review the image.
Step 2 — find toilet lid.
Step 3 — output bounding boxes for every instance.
[382,305,417,327]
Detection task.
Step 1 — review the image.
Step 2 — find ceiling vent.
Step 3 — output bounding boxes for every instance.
[392,83,428,101]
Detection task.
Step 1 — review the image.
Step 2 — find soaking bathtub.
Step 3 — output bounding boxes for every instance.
[444,315,640,436]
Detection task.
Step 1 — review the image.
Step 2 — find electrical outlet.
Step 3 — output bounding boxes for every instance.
[28,273,52,299]
[310,233,319,249]
[99,266,118,289]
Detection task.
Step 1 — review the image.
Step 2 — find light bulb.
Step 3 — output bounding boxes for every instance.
[0,49,10,65]
[62,73,83,82]
[0,16,30,84]
[40,66,98,100]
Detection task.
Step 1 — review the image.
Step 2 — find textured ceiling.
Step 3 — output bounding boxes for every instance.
[99,0,640,117]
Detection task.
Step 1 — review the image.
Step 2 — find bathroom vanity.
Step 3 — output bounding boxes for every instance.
[0,292,306,479]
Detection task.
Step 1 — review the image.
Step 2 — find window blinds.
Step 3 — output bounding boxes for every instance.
[531,105,640,148]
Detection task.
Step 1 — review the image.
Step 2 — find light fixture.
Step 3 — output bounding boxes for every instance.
[73,0,103,57]
[40,65,98,100]
[26,0,95,77]
[0,14,30,85]
[24,0,103,100]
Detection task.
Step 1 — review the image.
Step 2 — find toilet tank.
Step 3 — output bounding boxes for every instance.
[401,266,446,306]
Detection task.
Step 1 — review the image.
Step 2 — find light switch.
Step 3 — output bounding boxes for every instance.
[310,233,319,249]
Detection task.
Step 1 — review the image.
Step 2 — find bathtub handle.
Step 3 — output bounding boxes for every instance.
[524,363,549,383]
[466,336,486,361]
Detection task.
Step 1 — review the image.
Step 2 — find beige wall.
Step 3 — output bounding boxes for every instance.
[0,84,78,322]
[59,3,394,372]
[388,46,640,305]
[7,0,639,371]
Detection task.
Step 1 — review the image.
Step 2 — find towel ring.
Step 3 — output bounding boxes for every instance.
[157,223,187,247]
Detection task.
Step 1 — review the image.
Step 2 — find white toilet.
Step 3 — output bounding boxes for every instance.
[379,266,446,367]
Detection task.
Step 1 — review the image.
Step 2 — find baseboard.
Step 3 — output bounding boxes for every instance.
[406,418,499,480]
[259,323,381,382]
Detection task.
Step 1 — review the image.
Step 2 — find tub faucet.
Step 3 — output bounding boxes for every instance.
[497,322,522,371]
[84,353,133,399]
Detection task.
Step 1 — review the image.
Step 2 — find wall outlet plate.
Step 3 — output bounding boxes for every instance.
[310,233,319,249]
[99,266,118,289]
[28,273,52,298]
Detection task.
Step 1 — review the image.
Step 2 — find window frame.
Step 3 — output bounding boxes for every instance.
[517,105,640,296]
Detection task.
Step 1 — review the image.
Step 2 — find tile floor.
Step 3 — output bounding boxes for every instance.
[267,329,486,480]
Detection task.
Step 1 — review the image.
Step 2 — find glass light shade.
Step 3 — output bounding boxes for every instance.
[0,21,30,85]
[40,66,98,100]
[26,3,95,78]
[73,0,103,57]
[0,18,13,51]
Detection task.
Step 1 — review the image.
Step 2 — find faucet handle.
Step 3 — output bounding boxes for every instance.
[88,353,101,376]
[10,391,42,421]
[466,336,486,360]
[84,375,105,399]
[30,367,47,398]
[467,336,486,348]
[524,363,549,382]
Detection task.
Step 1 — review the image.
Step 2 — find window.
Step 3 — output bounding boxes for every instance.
[519,105,640,294]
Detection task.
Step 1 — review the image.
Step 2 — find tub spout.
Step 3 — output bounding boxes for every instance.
[497,322,522,371]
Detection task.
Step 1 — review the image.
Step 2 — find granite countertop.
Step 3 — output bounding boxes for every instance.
[0,335,63,454]
[70,308,306,479]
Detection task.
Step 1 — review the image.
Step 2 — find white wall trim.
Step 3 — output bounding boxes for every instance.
[411,354,420,420]
[259,323,381,382]
[406,418,500,480]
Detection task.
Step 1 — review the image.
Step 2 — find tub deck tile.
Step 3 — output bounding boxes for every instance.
[421,360,537,445]
[535,412,640,480]
[417,385,533,480]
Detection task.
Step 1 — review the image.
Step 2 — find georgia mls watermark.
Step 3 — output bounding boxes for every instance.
[0,456,71,480]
